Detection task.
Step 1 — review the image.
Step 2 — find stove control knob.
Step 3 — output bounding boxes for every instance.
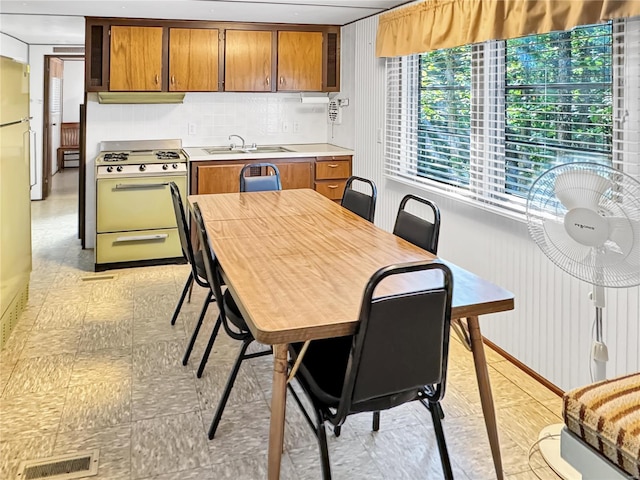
[162,164,169,170]
[106,166,113,173]
[139,164,146,172]
[172,163,178,169]
[116,166,123,172]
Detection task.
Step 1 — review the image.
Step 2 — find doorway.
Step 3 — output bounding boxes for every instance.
[42,55,83,199]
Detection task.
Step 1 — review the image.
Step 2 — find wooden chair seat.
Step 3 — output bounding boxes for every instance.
[57,122,79,170]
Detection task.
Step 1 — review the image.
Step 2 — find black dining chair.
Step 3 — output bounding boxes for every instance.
[393,194,441,254]
[340,175,377,222]
[239,163,282,192]
[192,202,271,439]
[287,261,455,480]
[168,182,214,366]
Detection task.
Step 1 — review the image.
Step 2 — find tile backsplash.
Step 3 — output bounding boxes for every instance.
[87,91,329,149]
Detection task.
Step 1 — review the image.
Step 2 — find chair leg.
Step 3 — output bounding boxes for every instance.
[182,291,212,366]
[420,398,445,420]
[429,401,454,480]
[372,411,380,432]
[197,314,222,378]
[171,273,194,326]
[317,416,332,480]
[208,339,252,439]
[187,278,195,303]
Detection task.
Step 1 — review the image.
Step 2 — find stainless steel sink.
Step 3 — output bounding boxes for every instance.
[204,146,293,155]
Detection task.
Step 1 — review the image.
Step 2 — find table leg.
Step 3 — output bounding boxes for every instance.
[268,344,288,480]
[466,316,504,480]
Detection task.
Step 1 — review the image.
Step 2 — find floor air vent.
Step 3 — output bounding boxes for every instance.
[17,450,99,480]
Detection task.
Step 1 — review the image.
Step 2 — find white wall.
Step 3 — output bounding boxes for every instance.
[27,45,83,200]
[0,33,28,63]
[62,60,84,123]
[84,91,330,248]
[336,16,640,391]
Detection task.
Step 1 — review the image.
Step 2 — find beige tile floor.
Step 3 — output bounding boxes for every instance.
[0,170,563,479]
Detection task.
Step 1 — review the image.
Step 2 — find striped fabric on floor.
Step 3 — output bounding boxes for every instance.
[563,372,640,479]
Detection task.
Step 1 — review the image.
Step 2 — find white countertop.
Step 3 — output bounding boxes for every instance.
[184,143,354,161]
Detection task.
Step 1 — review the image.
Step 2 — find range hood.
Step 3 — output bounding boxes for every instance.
[97,92,185,104]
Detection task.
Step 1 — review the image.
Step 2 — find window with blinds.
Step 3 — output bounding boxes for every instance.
[385,18,638,217]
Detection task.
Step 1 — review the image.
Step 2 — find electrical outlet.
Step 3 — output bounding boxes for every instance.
[188,123,197,135]
[282,121,290,133]
[293,122,300,133]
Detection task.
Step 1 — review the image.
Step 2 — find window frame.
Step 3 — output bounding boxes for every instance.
[384,19,637,221]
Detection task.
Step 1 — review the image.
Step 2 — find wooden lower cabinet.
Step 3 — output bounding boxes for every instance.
[197,164,244,194]
[194,158,313,194]
[314,155,352,201]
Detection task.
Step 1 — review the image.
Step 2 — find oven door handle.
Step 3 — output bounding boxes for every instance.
[114,234,169,243]
[114,182,170,190]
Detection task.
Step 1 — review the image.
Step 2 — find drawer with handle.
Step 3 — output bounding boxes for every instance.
[315,159,351,180]
[315,180,347,200]
[96,228,182,264]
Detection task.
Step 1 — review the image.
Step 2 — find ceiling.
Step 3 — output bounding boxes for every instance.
[0,0,411,45]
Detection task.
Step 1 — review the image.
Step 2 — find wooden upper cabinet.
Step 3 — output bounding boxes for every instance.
[225,30,272,92]
[110,26,163,91]
[277,31,323,92]
[169,28,219,92]
[86,18,339,93]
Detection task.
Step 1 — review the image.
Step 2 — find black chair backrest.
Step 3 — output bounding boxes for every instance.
[192,202,229,324]
[335,261,453,421]
[169,181,196,266]
[392,194,441,254]
[239,163,282,192]
[341,176,377,222]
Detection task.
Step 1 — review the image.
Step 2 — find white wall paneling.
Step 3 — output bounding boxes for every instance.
[0,32,28,63]
[27,45,83,200]
[339,17,640,391]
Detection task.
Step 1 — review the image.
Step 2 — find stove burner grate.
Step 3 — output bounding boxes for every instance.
[155,151,181,160]
[103,152,129,162]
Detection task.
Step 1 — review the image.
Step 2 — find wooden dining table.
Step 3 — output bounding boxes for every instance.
[189,188,515,480]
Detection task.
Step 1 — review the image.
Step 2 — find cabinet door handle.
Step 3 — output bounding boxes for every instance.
[279,76,284,85]
[328,164,338,168]
[266,76,270,86]
[171,75,175,85]
[328,184,338,189]
[155,74,159,85]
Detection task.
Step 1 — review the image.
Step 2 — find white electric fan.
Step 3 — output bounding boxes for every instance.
[526,162,640,479]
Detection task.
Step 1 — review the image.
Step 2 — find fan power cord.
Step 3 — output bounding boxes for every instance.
[528,431,561,480]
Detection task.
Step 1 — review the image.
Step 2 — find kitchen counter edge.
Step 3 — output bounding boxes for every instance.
[184,143,354,162]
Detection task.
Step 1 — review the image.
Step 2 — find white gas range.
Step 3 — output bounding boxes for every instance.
[95,139,188,271]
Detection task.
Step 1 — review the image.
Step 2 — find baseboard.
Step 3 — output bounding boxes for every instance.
[483,337,564,396]
[1,281,29,349]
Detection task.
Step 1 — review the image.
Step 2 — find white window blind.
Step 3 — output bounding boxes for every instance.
[385,18,640,218]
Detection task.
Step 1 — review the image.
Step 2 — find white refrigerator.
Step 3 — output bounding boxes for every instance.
[0,56,32,346]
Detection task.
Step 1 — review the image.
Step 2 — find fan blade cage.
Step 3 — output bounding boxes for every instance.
[527,162,640,288]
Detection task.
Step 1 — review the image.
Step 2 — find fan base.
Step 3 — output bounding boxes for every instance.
[538,424,580,480]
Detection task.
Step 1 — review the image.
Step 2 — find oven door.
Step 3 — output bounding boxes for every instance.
[97,175,187,232]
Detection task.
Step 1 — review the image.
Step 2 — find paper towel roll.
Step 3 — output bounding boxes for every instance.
[300,96,330,104]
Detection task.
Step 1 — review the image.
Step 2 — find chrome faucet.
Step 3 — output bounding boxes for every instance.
[229,134,246,150]
[229,134,257,151]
